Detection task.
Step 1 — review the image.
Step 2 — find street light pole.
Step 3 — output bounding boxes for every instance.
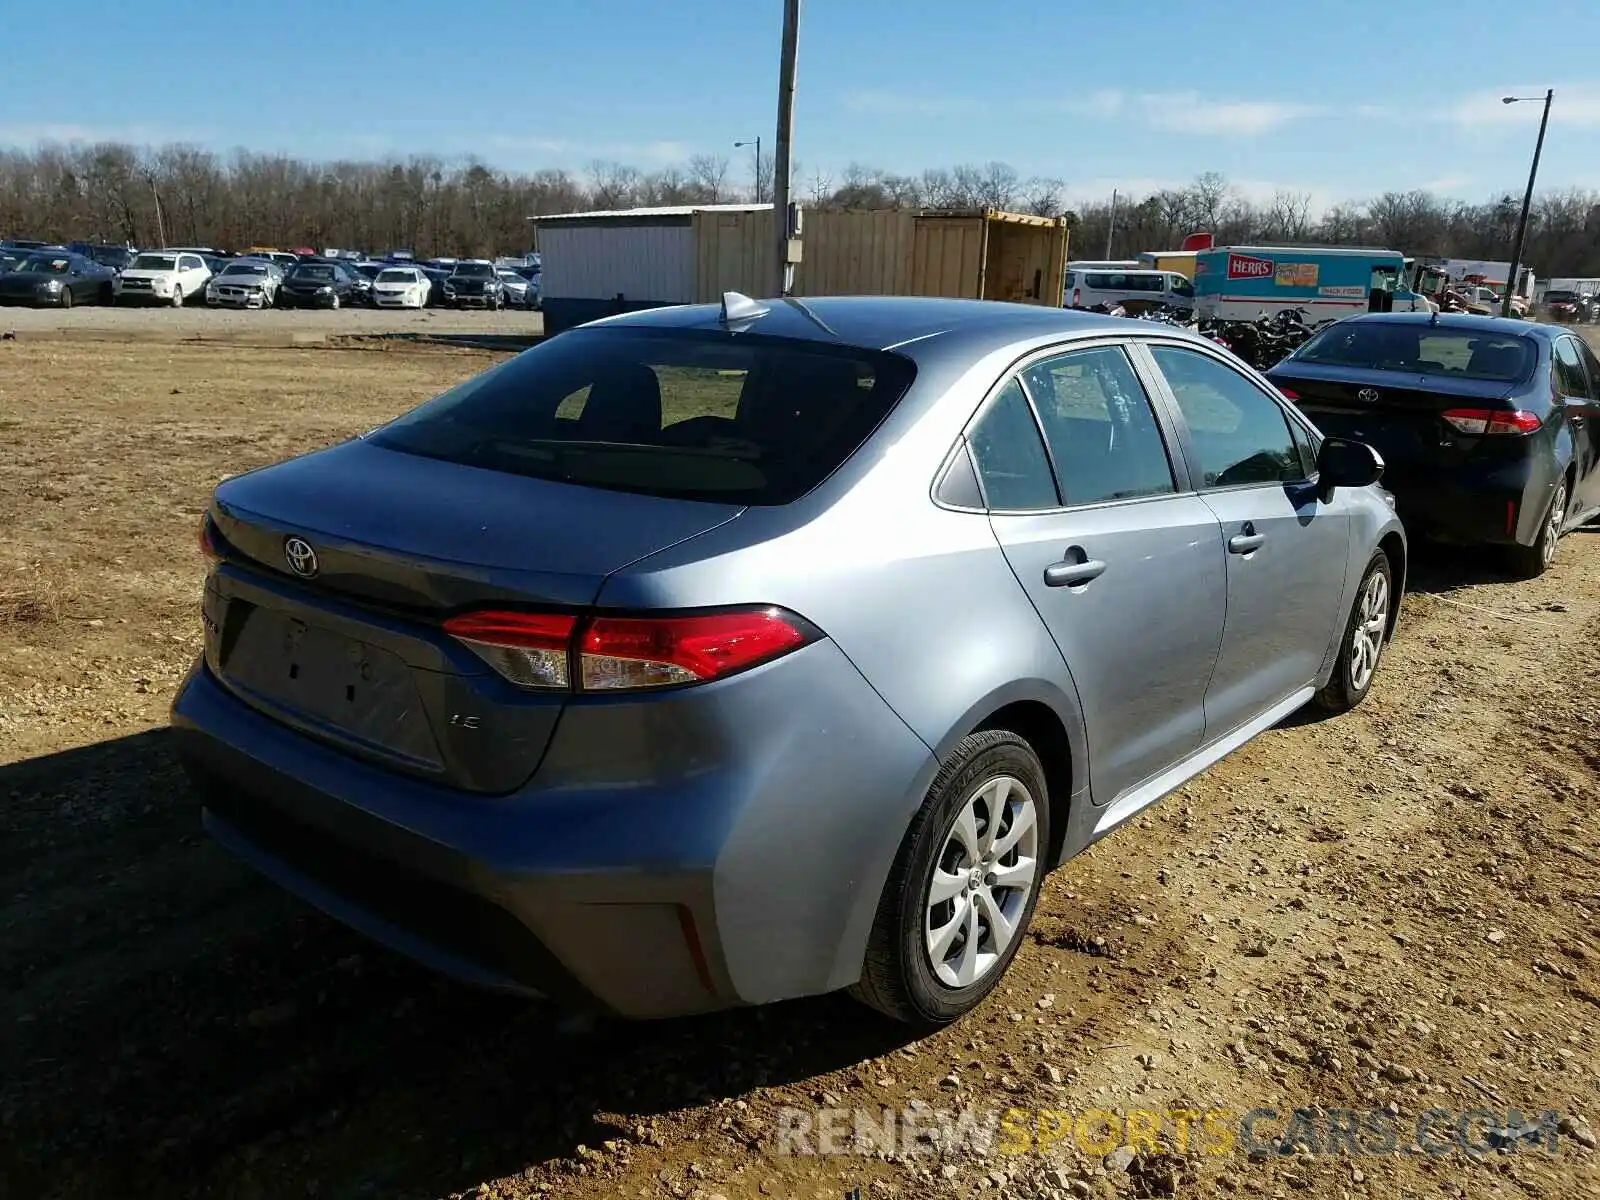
[735,137,762,203]
[1501,88,1553,318]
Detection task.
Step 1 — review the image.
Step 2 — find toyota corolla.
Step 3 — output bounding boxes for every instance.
[172,295,1405,1026]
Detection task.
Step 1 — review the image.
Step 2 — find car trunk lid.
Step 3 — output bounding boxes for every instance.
[1272,361,1529,477]
[205,438,743,791]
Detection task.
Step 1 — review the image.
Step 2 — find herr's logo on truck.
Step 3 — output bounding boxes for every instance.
[1226,253,1275,280]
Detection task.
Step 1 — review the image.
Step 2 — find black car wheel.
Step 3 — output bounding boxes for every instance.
[1314,552,1392,713]
[852,729,1049,1028]
[1508,473,1570,578]
[57,286,73,309]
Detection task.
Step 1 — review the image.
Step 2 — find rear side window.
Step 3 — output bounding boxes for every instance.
[1553,338,1594,399]
[369,327,915,506]
[1150,346,1305,488]
[968,380,1059,511]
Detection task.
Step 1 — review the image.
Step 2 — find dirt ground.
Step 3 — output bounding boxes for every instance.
[1,328,1597,1200]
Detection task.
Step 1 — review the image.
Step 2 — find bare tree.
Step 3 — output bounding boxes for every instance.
[1019,176,1065,217]
[687,154,729,203]
[588,160,640,210]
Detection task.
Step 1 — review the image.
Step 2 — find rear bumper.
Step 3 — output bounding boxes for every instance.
[171,639,935,1018]
[1384,455,1551,546]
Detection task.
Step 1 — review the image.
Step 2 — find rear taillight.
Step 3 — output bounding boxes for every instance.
[198,512,222,561]
[442,606,816,692]
[442,610,578,689]
[1277,386,1301,400]
[1440,407,1542,436]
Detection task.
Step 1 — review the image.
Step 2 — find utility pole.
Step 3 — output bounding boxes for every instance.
[1105,189,1118,259]
[1501,88,1553,318]
[772,0,800,296]
[144,170,168,248]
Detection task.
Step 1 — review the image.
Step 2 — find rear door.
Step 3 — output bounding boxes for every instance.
[1555,335,1600,516]
[1143,342,1350,736]
[969,342,1226,805]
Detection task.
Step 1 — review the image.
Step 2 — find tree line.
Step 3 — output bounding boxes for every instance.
[3,141,1599,276]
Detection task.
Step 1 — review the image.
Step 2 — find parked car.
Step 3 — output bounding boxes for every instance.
[277,260,359,309]
[0,238,52,252]
[0,250,116,306]
[1269,312,1600,576]
[371,265,430,308]
[0,250,26,274]
[67,243,136,273]
[342,262,378,305]
[205,258,284,309]
[115,250,212,306]
[416,265,449,305]
[1543,290,1594,324]
[443,260,504,309]
[496,268,533,308]
[172,295,1405,1026]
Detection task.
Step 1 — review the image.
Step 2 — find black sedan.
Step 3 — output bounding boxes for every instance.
[1269,313,1600,576]
[0,251,116,307]
[276,261,359,309]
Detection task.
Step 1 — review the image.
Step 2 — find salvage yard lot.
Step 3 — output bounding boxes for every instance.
[1,329,1598,1200]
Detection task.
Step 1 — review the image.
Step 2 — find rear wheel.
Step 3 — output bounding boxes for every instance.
[58,286,73,309]
[330,293,341,310]
[1507,475,1568,578]
[170,285,184,308]
[852,730,1049,1028]
[1314,552,1392,713]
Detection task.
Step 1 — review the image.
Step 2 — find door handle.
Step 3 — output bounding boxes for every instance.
[1228,531,1266,554]
[1044,557,1107,587]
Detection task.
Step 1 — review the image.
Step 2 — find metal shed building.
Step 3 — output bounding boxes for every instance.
[531,203,772,336]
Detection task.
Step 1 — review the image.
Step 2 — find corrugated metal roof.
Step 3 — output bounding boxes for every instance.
[529,203,772,223]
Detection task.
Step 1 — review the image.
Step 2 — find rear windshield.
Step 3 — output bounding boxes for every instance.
[1293,323,1537,382]
[369,327,917,505]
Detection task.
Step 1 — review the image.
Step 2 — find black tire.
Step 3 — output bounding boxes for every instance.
[851,729,1051,1028]
[1314,552,1393,713]
[1506,474,1569,579]
[58,286,73,310]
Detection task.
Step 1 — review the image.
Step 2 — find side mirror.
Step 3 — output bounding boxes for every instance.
[1317,436,1384,500]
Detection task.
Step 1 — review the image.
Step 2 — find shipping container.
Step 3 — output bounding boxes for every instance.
[799,209,1067,305]
[532,204,1067,335]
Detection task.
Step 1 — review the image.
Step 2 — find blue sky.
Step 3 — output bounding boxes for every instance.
[3,0,1598,209]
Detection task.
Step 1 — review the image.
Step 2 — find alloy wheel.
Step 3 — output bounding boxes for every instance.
[924,775,1040,988]
[1349,569,1389,691]
[1542,480,1567,569]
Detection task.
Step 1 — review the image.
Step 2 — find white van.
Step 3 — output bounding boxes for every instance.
[1066,267,1194,314]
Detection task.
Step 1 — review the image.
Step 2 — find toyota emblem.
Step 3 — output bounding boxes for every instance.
[1357,387,1381,403]
[283,536,319,578]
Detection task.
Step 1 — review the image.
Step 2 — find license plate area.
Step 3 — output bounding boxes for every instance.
[221,602,443,767]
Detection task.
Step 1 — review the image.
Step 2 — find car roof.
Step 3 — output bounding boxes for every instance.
[1335,311,1550,339]
[593,295,1143,356]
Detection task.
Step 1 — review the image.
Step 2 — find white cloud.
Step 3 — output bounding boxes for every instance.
[0,121,208,146]
[1448,83,1600,128]
[1139,95,1320,136]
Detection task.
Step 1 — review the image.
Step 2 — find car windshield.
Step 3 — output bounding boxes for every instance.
[1293,323,1537,382]
[369,327,918,505]
[377,269,416,283]
[17,255,71,274]
[498,271,522,281]
[131,254,178,271]
[222,262,268,276]
[290,265,336,282]
[451,262,494,278]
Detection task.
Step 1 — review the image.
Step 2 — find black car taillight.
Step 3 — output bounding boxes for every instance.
[441,607,817,692]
